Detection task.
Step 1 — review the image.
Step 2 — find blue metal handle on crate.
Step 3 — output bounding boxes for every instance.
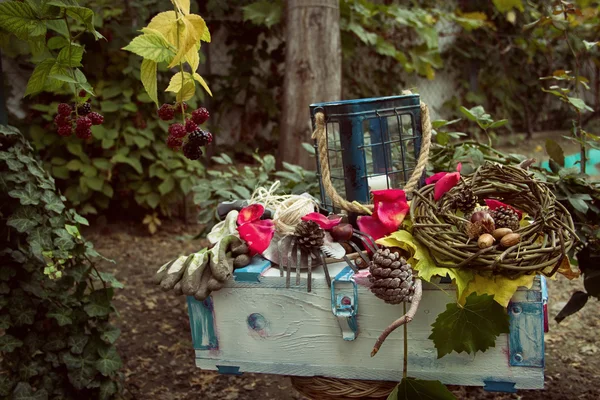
[331,266,358,341]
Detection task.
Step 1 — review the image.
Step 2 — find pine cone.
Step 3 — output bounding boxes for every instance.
[369,248,415,304]
[453,187,478,212]
[295,220,325,251]
[490,206,520,231]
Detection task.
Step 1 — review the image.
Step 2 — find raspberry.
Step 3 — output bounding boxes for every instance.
[79,89,87,97]
[77,103,91,115]
[191,107,209,124]
[57,125,73,137]
[168,123,186,138]
[75,126,92,139]
[183,141,202,160]
[185,119,198,133]
[166,135,183,150]
[57,103,72,116]
[88,112,104,125]
[188,129,212,146]
[174,102,188,114]
[157,104,175,121]
[54,114,71,127]
[76,116,92,129]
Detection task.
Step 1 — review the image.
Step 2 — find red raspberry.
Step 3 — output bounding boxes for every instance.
[191,107,209,124]
[168,123,186,138]
[185,119,198,133]
[204,131,213,145]
[79,89,87,97]
[76,116,92,129]
[166,135,183,149]
[57,125,73,137]
[88,112,104,125]
[75,126,92,139]
[57,103,72,116]
[174,102,188,114]
[157,104,175,121]
[54,114,71,127]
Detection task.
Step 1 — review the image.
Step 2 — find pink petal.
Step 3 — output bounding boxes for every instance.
[374,199,409,232]
[357,215,393,241]
[434,172,460,201]
[425,172,448,185]
[371,189,407,203]
[456,162,462,173]
[237,220,275,255]
[301,212,342,230]
[237,204,264,225]
[484,199,523,219]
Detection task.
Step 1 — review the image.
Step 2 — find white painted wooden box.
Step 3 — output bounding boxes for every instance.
[187,257,548,393]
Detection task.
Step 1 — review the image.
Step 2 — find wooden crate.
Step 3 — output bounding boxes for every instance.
[187,257,547,393]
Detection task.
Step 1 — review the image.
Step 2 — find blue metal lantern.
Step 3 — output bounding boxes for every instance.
[310,94,424,213]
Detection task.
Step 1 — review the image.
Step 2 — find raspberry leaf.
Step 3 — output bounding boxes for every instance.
[140,59,158,106]
[429,292,510,359]
[122,32,175,63]
[387,378,456,400]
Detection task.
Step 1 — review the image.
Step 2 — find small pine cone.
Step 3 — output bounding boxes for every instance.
[490,206,520,231]
[453,187,478,212]
[368,248,415,304]
[294,220,325,251]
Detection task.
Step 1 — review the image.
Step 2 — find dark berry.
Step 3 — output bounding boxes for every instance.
[76,116,92,129]
[57,103,72,116]
[77,103,91,115]
[174,102,188,114]
[157,104,175,121]
[88,112,104,125]
[79,89,87,97]
[54,114,71,127]
[191,107,209,124]
[166,135,183,150]
[57,125,73,137]
[75,126,92,139]
[182,142,202,160]
[185,119,198,133]
[188,129,212,146]
[168,123,186,138]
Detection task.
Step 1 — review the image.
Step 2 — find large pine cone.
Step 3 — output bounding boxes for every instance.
[295,220,325,251]
[453,186,478,212]
[490,206,520,231]
[369,248,415,304]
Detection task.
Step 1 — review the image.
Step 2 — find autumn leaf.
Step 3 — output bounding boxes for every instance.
[387,378,456,400]
[429,292,510,358]
[459,272,536,308]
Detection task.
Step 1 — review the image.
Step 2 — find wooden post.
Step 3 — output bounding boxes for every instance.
[278,0,342,169]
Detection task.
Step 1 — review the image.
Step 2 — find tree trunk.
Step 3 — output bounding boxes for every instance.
[278,0,342,169]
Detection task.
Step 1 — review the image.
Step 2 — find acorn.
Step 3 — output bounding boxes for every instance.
[478,233,495,249]
[466,211,495,239]
[331,223,354,241]
[500,233,521,247]
[231,243,249,257]
[492,228,513,240]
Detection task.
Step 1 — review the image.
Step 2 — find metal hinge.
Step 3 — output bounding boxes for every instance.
[331,266,358,341]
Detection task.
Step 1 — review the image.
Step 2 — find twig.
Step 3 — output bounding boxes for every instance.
[402,301,408,379]
[371,279,422,357]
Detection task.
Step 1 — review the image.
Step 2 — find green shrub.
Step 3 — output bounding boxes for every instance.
[1,126,122,399]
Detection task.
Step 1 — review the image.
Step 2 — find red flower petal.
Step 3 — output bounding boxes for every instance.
[426,171,447,185]
[237,219,275,255]
[374,199,409,232]
[434,172,460,201]
[301,212,342,230]
[484,199,523,219]
[456,162,462,173]
[237,204,264,225]
[357,215,393,241]
[371,189,407,203]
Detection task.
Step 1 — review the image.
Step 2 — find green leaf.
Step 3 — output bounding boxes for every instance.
[101,326,121,344]
[99,380,117,400]
[545,139,565,167]
[111,153,142,174]
[568,197,589,214]
[141,59,158,106]
[65,224,81,239]
[82,176,104,191]
[192,72,212,96]
[242,0,282,28]
[68,334,89,355]
[158,176,175,195]
[146,192,160,209]
[84,288,113,317]
[492,0,524,13]
[122,33,175,63]
[47,36,69,50]
[53,228,75,250]
[583,40,598,51]
[0,334,23,352]
[46,310,73,326]
[388,378,456,400]
[488,119,508,129]
[567,97,594,112]
[41,190,65,213]
[0,2,46,40]
[9,182,42,205]
[12,382,48,400]
[56,44,84,67]
[96,346,122,376]
[429,292,510,358]
[25,59,56,97]
[7,206,40,232]
[100,100,119,113]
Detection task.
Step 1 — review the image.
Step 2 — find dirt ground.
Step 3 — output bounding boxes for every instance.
[87,219,599,400]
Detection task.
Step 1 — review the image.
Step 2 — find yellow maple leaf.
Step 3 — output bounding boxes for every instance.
[377,230,474,298]
[460,273,535,308]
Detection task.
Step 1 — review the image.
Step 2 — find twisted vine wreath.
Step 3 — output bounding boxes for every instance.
[411,162,576,277]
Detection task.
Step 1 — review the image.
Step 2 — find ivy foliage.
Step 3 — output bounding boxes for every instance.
[0,126,122,399]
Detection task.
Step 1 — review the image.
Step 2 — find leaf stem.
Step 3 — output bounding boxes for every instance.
[175,6,186,124]
[63,11,79,101]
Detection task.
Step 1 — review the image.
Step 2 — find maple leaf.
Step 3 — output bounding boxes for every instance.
[387,378,456,400]
[459,272,536,308]
[429,292,510,358]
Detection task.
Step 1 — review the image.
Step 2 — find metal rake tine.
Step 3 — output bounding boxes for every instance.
[296,245,302,286]
[345,240,370,265]
[286,238,295,288]
[357,231,379,251]
[320,250,331,287]
[277,236,287,278]
[307,251,312,293]
[342,254,358,273]
[353,232,376,254]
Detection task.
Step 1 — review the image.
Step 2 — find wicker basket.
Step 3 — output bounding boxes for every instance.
[410,162,576,277]
[291,376,397,400]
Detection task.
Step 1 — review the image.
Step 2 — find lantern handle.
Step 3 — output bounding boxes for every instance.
[311,90,432,214]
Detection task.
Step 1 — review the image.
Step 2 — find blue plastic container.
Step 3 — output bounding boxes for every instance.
[309,94,423,212]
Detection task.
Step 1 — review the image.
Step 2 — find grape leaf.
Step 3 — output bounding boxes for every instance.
[388,378,456,400]
[429,292,510,358]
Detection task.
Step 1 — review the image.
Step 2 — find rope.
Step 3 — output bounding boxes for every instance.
[311,90,432,213]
